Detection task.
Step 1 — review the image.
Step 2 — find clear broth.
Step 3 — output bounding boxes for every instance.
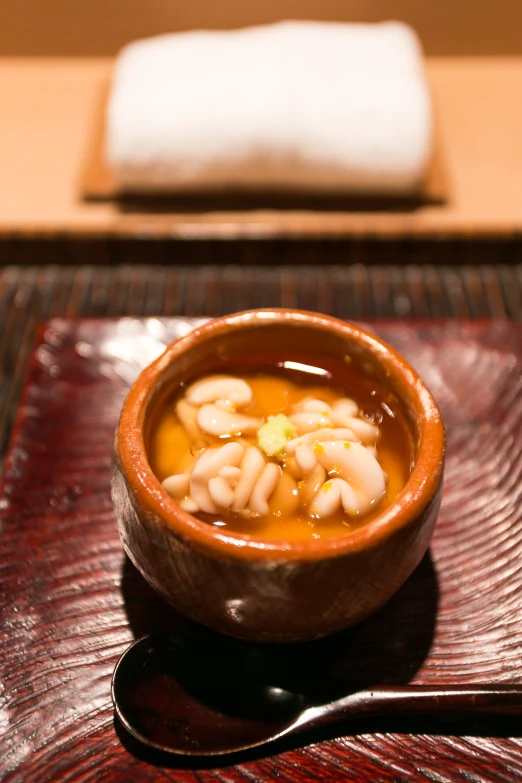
[149,354,413,541]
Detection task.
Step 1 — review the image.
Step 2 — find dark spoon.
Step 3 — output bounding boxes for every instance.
[112,633,522,756]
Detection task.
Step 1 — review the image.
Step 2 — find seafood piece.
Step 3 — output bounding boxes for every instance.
[316,441,386,513]
[295,443,318,473]
[294,397,333,415]
[175,399,201,440]
[161,473,190,498]
[186,375,253,408]
[232,446,266,511]
[197,404,261,437]
[208,476,235,509]
[219,465,242,482]
[285,427,360,455]
[248,463,281,516]
[330,398,359,423]
[190,442,245,513]
[311,478,361,518]
[289,411,333,434]
[341,416,380,445]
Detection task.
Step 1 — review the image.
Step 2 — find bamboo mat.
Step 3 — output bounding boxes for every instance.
[0,263,521,460]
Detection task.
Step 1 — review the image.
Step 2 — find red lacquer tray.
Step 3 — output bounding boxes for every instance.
[2,317,522,782]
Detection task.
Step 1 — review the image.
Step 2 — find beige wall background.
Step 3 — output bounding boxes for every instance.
[1,0,521,56]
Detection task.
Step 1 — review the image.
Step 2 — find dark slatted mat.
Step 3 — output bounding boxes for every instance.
[1,265,522,783]
[0,263,521,461]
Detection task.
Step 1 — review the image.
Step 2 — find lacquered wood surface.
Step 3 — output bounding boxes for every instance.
[2,316,522,781]
[2,58,522,238]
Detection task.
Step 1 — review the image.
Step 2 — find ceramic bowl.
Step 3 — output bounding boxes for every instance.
[111,309,445,643]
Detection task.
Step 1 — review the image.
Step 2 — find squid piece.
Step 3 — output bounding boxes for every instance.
[248,463,281,516]
[161,473,190,498]
[330,398,359,423]
[219,465,242,482]
[197,404,261,437]
[293,398,333,415]
[186,375,253,409]
[161,474,199,514]
[284,455,303,480]
[316,441,386,513]
[175,399,201,441]
[289,411,333,434]
[208,476,235,509]
[295,443,318,474]
[165,377,385,525]
[340,416,379,445]
[232,446,266,511]
[311,478,361,519]
[285,427,360,455]
[179,497,199,514]
[190,442,245,513]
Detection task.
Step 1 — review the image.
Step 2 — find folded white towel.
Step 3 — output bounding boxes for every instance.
[105,21,432,194]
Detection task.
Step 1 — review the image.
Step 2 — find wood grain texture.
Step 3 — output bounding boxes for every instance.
[2,317,522,781]
[2,58,522,239]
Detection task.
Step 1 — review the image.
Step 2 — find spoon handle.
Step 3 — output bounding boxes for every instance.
[311,685,522,726]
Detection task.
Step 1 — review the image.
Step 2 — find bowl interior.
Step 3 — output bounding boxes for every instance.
[121,311,444,559]
[144,317,419,447]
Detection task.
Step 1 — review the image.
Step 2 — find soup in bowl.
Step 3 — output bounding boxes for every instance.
[112,310,445,642]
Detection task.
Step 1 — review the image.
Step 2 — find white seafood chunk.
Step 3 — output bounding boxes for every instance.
[208,476,235,509]
[198,404,261,437]
[330,398,359,424]
[342,416,380,445]
[161,473,190,498]
[196,447,218,464]
[248,463,281,516]
[232,446,266,511]
[295,443,318,474]
[316,441,386,513]
[296,398,333,415]
[219,465,241,482]
[162,474,200,515]
[286,427,360,455]
[285,455,303,480]
[179,496,199,514]
[311,479,342,517]
[186,375,253,408]
[215,399,236,412]
[289,412,333,434]
[168,372,385,525]
[175,398,201,441]
[190,442,245,513]
[311,478,361,518]
[338,480,361,516]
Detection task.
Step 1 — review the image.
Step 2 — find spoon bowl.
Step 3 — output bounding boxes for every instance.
[112,633,305,756]
[112,633,522,757]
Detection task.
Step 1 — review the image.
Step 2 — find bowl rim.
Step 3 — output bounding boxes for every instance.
[115,309,445,562]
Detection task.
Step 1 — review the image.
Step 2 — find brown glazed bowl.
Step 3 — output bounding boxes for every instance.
[111,310,445,643]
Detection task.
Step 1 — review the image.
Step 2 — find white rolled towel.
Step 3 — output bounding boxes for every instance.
[105,20,432,194]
